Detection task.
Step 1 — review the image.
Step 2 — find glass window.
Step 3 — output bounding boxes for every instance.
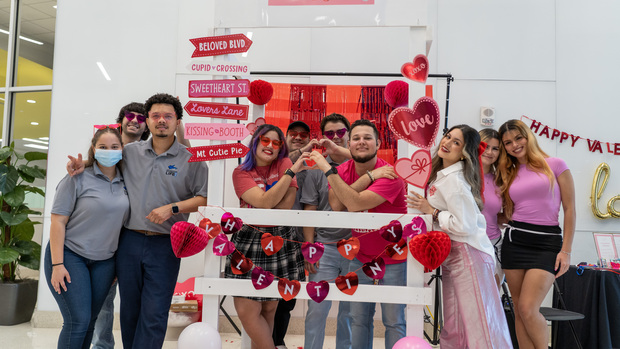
[0,92,4,146]
[0,2,10,88]
[15,1,55,86]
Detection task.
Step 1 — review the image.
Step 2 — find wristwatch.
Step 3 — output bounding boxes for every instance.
[324,166,338,178]
[171,203,180,215]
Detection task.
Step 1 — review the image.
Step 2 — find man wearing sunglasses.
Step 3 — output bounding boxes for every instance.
[286,120,318,163]
[115,102,150,145]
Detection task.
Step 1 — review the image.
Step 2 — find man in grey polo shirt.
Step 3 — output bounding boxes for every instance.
[69,93,208,349]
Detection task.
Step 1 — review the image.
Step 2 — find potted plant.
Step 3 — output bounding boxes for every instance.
[0,142,46,325]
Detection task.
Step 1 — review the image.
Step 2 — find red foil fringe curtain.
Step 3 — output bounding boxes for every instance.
[288,84,327,139]
[359,86,397,164]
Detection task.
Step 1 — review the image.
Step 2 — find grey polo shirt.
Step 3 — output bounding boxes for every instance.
[122,139,208,234]
[51,164,129,260]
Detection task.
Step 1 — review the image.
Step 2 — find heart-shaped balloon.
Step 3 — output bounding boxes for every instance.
[306,280,330,303]
[403,216,427,239]
[230,250,253,275]
[362,256,386,280]
[261,233,284,256]
[301,242,325,264]
[395,149,432,188]
[170,221,209,258]
[408,231,452,272]
[251,266,274,290]
[384,80,409,108]
[221,212,243,234]
[337,237,360,260]
[278,278,301,301]
[380,220,403,243]
[212,233,235,256]
[401,54,429,83]
[384,238,408,261]
[335,272,359,295]
[246,117,266,135]
[388,97,440,150]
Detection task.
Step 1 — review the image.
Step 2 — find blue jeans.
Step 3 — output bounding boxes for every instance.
[304,244,352,349]
[349,259,406,349]
[91,281,116,349]
[44,243,115,349]
[116,228,181,349]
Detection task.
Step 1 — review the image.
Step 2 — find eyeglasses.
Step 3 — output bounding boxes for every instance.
[124,111,146,123]
[94,124,121,130]
[260,136,283,149]
[323,128,347,140]
[287,130,309,139]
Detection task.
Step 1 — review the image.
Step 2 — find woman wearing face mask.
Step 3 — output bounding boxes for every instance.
[45,126,129,349]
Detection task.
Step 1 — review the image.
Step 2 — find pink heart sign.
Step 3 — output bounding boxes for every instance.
[395,149,432,188]
[306,281,330,303]
[362,256,386,280]
[380,220,402,243]
[388,97,440,149]
[301,242,325,264]
[212,234,235,256]
[221,212,243,234]
[251,266,274,290]
[401,54,429,83]
[403,216,427,239]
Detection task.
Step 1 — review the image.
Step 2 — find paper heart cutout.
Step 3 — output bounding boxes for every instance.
[395,149,432,188]
[212,233,235,256]
[384,80,409,108]
[261,233,284,256]
[362,256,386,280]
[221,212,243,234]
[408,231,452,272]
[401,54,429,83]
[306,280,330,303]
[301,242,325,264]
[388,97,440,149]
[170,221,209,258]
[403,216,427,239]
[335,272,359,295]
[199,218,210,230]
[230,250,253,275]
[384,238,408,261]
[251,266,274,290]
[380,220,403,243]
[246,117,266,135]
[278,278,301,301]
[337,237,360,260]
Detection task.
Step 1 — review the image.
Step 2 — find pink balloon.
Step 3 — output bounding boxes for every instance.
[393,336,432,349]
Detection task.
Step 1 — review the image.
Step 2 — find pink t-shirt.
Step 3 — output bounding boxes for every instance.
[337,158,407,264]
[482,172,502,240]
[232,158,297,209]
[509,157,569,225]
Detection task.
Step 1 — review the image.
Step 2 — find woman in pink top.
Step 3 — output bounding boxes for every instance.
[479,128,505,287]
[497,119,575,349]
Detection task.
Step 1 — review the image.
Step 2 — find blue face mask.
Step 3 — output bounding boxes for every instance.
[94,149,122,167]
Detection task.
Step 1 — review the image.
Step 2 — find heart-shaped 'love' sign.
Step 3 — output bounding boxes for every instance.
[278,278,301,301]
[212,233,235,256]
[337,237,360,260]
[230,250,253,275]
[335,272,359,295]
[362,256,386,280]
[403,216,427,239]
[261,233,284,256]
[401,54,429,83]
[302,242,325,264]
[306,281,330,303]
[408,231,451,272]
[395,149,432,188]
[170,221,209,258]
[384,238,408,261]
[221,212,243,234]
[380,220,403,243]
[388,97,440,150]
[251,266,274,290]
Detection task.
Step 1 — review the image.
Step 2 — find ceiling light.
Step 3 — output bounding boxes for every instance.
[53,5,57,9]
[0,29,44,45]
[24,144,48,150]
[96,62,111,81]
[27,99,36,103]
[30,122,39,126]
[23,137,48,144]
[39,137,49,141]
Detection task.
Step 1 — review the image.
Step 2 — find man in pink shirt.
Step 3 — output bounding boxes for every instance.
[308,119,406,349]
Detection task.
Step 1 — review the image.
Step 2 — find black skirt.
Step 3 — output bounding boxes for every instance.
[501,220,562,274]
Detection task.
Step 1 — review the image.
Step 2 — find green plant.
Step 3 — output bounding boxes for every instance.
[0,143,46,282]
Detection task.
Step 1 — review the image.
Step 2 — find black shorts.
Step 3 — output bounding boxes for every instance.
[501,220,562,274]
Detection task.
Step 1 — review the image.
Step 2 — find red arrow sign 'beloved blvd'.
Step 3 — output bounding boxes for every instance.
[190,34,253,58]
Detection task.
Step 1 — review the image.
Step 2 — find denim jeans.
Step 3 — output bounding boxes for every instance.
[91,281,116,349]
[116,228,181,349]
[304,244,352,349]
[349,258,406,349]
[44,243,115,349]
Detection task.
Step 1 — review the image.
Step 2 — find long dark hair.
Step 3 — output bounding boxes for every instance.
[239,124,289,171]
[84,127,123,169]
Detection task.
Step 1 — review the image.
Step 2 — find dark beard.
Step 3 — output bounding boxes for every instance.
[351,150,377,164]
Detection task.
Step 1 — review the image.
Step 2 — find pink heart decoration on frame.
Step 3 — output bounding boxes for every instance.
[401,54,429,83]
[335,272,359,295]
[306,281,330,303]
[301,242,325,264]
[395,149,432,188]
[230,250,253,275]
[212,234,235,256]
[380,220,403,243]
[388,96,440,149]
[384,238,408,261]
[362,256,386,280]
[221,212,243,234]
[251,266,274,290]
[403,216,427,239]
[246,117,266,135]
